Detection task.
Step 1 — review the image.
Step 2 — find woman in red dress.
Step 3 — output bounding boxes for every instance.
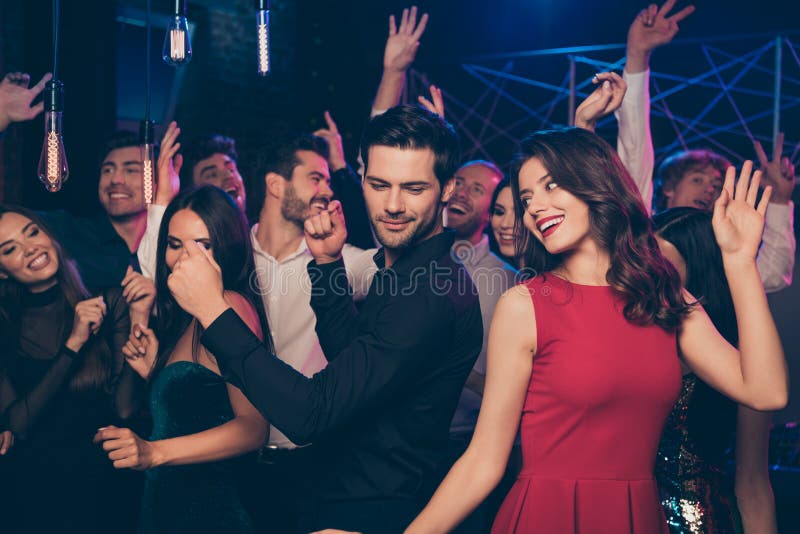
[405,127,787,533]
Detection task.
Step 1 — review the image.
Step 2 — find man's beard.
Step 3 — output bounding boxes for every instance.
[280,182,309,228]
[372,207,440,252]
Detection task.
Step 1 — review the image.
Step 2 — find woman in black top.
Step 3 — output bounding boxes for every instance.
[0,205,144,533]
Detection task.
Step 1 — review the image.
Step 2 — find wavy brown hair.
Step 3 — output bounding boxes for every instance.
[510,128,692,331]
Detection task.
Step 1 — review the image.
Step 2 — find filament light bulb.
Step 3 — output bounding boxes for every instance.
[163,2,191,66]
[36,81,69,192]
[140,120,155,205]
[256,0,271,76]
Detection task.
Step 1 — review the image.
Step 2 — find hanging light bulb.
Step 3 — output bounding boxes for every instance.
[140,119,155,205]
[163,0,191,66]
[256,0,271,76]
[37,80,69,192]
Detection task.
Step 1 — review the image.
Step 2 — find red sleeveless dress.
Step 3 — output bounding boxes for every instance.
[491,275,681,533]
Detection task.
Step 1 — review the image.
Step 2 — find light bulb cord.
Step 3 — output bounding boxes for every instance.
[51,0,60,80]
[145,0,151,119]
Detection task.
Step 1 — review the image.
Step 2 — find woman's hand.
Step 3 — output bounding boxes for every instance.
[121,323,158,380]
[94,425,163,470]
[574,72,627,132]
[712,160,772,264]
[0,430,14,455]
[121,267,156,320]
[65,296,107,352]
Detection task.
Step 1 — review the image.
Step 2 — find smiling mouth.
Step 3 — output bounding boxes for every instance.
[498,233,515,243]
[108,192,132,200]
[28,252,50,270]
[536,215,564,237]
[310,198,330,211]
[693,198,711,210]
[447,203,469,216]
[381,219,412,231]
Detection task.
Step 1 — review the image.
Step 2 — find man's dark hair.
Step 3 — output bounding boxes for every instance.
[97,130,139,167]
[181,134,239,190]
[250,133,330,214]
[360,105,460,189]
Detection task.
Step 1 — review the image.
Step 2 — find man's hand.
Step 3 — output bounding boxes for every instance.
[0,72,52,132]
[626,0,694,73]
[155,121,183,206]
[383,6,429,74]
[167,241,229,328]
[574,72,627,132]
[754,132,795,205]
[304,200,347,264]
[313,111,346,172]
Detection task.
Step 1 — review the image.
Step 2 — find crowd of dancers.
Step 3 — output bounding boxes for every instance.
[0,2,795,533]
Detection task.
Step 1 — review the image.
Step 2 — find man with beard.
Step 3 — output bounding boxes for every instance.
[41,131,148,290]
[244,133,377,532]
[168,106,483,533]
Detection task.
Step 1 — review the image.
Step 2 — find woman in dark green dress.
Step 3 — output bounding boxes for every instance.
[95,187,272,533]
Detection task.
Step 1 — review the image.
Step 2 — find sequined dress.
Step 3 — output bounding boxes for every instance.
[491,275,681,533]
[655,374,741,533]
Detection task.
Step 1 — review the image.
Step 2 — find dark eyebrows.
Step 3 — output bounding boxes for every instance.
[0,222,35,249]
[519,173,552,195]
[122,160,142,167]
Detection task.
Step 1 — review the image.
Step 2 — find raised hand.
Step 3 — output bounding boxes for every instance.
[94,425,162,470]
[754,132,795,205]
[384,6,429,73]
[417,84,444,118]
[0,72,52,131]
[122,323,159,380]
[313,111,346,172]
[66,296,107,352]
[121,266,156,320]
[155,121,183,206]
[167,241,228,328]
[712,161,772,263]
[304,200,347,264]
[0,430,14,455]
[574,72,627,132]
[626,0,694,72]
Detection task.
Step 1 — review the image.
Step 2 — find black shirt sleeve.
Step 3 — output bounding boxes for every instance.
[201,289,446,445]
[103,288,143,422]
[308,258,360,361]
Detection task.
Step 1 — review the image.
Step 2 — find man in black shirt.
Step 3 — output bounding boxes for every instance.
[168,106,483,533]
[42,131,147,290]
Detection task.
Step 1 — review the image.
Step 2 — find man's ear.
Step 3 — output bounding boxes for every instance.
[265,172,285,199]
[440,177,456,203]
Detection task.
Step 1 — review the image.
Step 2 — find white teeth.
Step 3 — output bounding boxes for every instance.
[110,193,130,199]
[29,252,49,269]
[539,216,564,232]
[499,234,514,241]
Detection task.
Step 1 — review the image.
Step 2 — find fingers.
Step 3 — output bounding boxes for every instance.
[429,84,444,115]
[753,140,769,168]
[304,209,334,238]
[712,187,729,224]
[388,14,396,36]
[773,132,785,163]
[30,72,52,94]
[412,12,429,40]
[173,153,183,175]
[193,241,222,274]
[417,95,436,114]
[28,101,44,119]
[399,7,409,33]
[722,165,736,199]
[667,5,695,23]
[323,110,338,133]
[746,169,762,206]
[757,186,773,215]
[734,160,754,201]
[658,0,677,18]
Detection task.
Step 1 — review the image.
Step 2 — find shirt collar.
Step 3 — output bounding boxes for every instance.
[373,230,456,275]
[250,224,309,263]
